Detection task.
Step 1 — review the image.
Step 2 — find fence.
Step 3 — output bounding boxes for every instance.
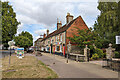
[102,59,120,72]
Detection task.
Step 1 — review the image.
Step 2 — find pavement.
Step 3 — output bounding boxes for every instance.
[36,52,118,78]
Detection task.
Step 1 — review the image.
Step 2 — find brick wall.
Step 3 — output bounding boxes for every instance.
[66,16,88,53]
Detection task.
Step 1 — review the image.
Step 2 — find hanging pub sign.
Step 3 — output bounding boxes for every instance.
[15,48,24,59]
[116,35,120,44]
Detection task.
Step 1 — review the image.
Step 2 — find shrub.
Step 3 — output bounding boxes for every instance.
[91,53,99,60]
[114,51,120,58]
[95,48,104,58]
[102,53,106,58]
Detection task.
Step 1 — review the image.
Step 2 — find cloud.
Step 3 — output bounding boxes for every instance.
[2,0,101,42]
[34,29,47,36]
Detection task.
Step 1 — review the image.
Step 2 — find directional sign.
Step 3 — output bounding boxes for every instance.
[116,36,120,44]
[8,41,15,46]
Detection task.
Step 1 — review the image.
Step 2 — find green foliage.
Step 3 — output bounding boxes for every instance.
[1,1,20,47]
[118,1,120,28]
[114,51,120,58]
[94,2,119,48]
[95,48,104,58]
[14,31,33,50]
[68,27,98,49]
[91,53,99,60]
[19,31,33,42]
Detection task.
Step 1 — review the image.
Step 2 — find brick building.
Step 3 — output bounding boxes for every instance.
[37,13,88,55]
[34,38,43,50]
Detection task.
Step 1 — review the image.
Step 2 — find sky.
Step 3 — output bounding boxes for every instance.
[2,0,101,43]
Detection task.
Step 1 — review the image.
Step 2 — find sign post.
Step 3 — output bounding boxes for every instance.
[8,41,15,67]
[116,34,120,58]
[116,35,120,44]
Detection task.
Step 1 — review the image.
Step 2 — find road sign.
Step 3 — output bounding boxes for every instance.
[15,48,24,59]
[8,41,15,46]
[116,36,120,44]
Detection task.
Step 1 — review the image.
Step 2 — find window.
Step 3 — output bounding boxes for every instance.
[51,39,52,43]
[57,46,60,51]
[60,44,62,52]
[47,47,50,51]
[60,35,62,41]
[56,36,57,42]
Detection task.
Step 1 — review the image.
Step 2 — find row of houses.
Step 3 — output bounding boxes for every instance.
[34,13,88,55]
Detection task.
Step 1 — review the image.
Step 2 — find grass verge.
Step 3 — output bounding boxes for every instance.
[2,55,58,78]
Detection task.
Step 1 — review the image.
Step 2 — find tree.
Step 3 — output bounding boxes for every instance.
[14,36,31,50]
[14,31,33,50]
[94,2,119,48]
[118,1,120,28]
[1,1,20,48]
[68,27,97,49]
[19,31,33,43]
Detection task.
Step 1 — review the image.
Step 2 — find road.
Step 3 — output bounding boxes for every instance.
[0,50,14,58]
[36,53,118,79]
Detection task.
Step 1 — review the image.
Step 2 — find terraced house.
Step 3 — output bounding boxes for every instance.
[38,13,88,55]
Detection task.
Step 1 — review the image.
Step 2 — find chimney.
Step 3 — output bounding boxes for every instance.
[66,13,73,24]
[57,19,62,30]
[43,33,46,38]
[47,29,49,36]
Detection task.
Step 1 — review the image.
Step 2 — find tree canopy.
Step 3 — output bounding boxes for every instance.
[14,31,33,50]
[1,1,20,48]
[94,2,119,48]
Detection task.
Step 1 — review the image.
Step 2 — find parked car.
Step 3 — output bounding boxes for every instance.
[27,48,34,53]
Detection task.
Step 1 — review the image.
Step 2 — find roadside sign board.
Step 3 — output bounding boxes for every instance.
[116,36,120,44]
[8,41,15,47]
[15,48,24,59]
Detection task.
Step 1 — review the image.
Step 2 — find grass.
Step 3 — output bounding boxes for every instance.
[2,55,58,78]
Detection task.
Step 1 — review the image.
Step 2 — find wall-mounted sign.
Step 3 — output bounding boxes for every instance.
[116,36,120,44]
[15,48,24,59]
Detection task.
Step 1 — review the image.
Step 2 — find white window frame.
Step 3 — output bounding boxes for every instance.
[60,35,62,42]
[60,44,62,52]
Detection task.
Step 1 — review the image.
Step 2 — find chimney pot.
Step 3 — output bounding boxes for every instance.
[66,13,73,24]
[43,33,46,38]
[47,29,49,36]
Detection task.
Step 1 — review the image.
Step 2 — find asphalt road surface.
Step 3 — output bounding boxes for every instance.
[0,50,14,58]
[36,53,118,79]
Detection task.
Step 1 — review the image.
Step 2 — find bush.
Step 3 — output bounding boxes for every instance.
[95,48,104,58]
[91,53,99,60]
[114,51,120,58]
[102,53,106,58]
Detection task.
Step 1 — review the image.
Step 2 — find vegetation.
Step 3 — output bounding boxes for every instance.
[91,53,99,60]
[68,2,120,60]
[14,31,33,50]
[2,55,58,78]
[114,51,120,58]
[68,27,98,49]
[94,2,119,48]
[1,1,20,48]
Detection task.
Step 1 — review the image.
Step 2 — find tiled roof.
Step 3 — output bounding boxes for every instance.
[35,38,43,43]
[41,16,85,41]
